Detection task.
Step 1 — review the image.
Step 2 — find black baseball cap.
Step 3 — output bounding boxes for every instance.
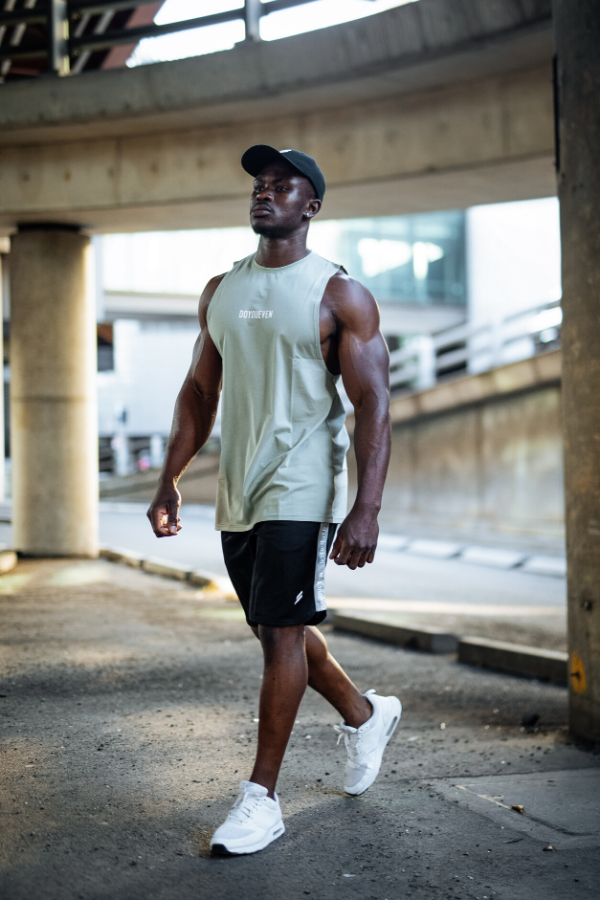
[241,145,326,201]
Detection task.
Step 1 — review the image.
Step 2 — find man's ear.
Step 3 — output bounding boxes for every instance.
[304,198,322,220]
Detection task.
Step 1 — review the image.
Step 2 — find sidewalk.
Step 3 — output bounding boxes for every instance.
[1,558,597,900]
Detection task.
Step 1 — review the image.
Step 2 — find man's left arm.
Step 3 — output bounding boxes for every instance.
[328,276,391,569]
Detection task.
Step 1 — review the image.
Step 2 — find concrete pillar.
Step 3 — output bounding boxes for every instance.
[243,0,261,42]
[0,250,6,500]
[553,1,600,741]
[10,226,98,556]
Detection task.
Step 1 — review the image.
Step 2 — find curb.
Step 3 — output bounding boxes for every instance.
[142,556,192,581]
[332,611,459,654]
[0,548,17,575]
[332,611,567,684]
[375,532,566,577]
[98,546,236,597]
[405,539,464,560]
[520,555,567,578]
[100,546,145,568]
[458,637,568,686]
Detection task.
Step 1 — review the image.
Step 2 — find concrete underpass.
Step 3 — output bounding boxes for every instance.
[0,1,599,897]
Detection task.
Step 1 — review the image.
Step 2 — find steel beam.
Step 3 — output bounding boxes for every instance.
[244,0,261,42]
[70,7,243,53]
[70,0,158,14]
[0,9,47,26]
[48,0,69,75]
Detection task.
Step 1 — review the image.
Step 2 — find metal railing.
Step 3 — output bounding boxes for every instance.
[388,299,562,394]
[0,0,338,78]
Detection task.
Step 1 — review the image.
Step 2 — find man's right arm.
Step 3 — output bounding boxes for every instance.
[147,275,224,537]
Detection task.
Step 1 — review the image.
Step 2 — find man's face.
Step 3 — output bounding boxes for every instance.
[249,161,320,238]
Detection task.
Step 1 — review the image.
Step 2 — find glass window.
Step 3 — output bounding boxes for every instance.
[310,211,466,306]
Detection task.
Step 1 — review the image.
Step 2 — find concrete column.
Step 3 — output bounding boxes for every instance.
[10,226,98,556]
[553,1,600,741]
[0,251,6,500]
[243,0,261,42]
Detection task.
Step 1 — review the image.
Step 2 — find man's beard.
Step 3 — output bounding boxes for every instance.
[251,220,295,239]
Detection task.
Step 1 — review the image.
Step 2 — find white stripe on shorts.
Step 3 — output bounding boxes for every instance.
[313,523,329,612]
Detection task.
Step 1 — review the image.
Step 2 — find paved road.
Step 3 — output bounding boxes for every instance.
[95,502,566,610]
[0,502,566,648]
[0,557,596,900]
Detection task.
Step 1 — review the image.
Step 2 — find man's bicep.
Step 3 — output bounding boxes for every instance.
[190,324,222,397]
[334,283,389,410]
[185,274,224,396]
[339,329,390,411]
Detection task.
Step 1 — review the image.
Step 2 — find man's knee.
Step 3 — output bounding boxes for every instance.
[258,623,305,658]
[305,624,329,666]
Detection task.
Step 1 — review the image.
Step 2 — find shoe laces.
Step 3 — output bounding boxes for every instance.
[228,791,264,824]
[334,723,365,764]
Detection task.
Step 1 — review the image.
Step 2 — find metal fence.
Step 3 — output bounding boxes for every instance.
[0,0,337,78]
[388,299,562,394]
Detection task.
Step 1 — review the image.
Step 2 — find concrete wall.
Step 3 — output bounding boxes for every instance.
[348,384,563,536]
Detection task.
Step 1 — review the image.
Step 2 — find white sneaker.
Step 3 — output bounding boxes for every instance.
[335,690,402,796]
[210,781,285,855]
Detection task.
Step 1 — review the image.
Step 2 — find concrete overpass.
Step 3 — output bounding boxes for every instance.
[0,0,555,233]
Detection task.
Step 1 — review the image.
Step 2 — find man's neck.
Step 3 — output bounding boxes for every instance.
[255,232,310,268]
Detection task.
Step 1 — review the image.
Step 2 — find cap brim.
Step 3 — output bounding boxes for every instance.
[241,145,291,178]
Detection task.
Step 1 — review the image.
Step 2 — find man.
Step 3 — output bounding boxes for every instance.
[147,145,401,856]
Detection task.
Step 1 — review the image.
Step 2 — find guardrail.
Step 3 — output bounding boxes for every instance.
[388,299,562,393]
[0,0,323,78]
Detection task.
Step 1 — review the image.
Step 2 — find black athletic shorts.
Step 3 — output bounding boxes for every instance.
[221,521,338,628]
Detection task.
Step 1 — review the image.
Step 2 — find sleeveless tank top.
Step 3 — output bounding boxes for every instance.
[206,251,349,532]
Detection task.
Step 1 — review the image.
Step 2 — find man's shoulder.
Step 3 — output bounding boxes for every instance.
[203,253,254,298]
[201,272,228,303]
[322,269,380,335]
[325,269,374,307]
[198,272,228,326]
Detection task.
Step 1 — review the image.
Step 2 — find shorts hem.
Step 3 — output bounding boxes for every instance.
[246,609,327,629]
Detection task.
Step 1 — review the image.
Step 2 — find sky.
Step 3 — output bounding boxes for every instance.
[127,0,421,67]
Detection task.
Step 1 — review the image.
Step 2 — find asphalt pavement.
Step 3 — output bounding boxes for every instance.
[92,502,567,607]
[0,557,596,900]
[0,501,567,650]
[95,502,567,651]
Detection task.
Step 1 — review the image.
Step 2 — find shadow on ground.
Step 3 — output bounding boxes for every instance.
[0,559,597,900]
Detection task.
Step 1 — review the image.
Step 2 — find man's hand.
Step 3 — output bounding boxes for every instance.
[329,508,379,569]
[147,483,183,538]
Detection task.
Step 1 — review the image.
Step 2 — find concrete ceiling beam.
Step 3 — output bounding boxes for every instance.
[0,65,555,233]
[0,0,552,144]
[0,0,555,232]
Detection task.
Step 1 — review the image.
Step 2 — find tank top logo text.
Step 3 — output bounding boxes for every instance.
[239,309,273,319]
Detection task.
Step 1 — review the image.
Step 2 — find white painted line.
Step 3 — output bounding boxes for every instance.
[405,539,464,559]
[521,555,567,578]
[459,546,528,569]
[377,534,410,552]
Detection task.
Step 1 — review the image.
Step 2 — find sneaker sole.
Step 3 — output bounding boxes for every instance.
[210,822,285,856]
[344,697,402,796]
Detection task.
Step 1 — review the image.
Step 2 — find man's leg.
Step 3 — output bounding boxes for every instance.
[249,624,308,798]
[251,623,371,727]
[304,625,372,727]
[248,623,372,798]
